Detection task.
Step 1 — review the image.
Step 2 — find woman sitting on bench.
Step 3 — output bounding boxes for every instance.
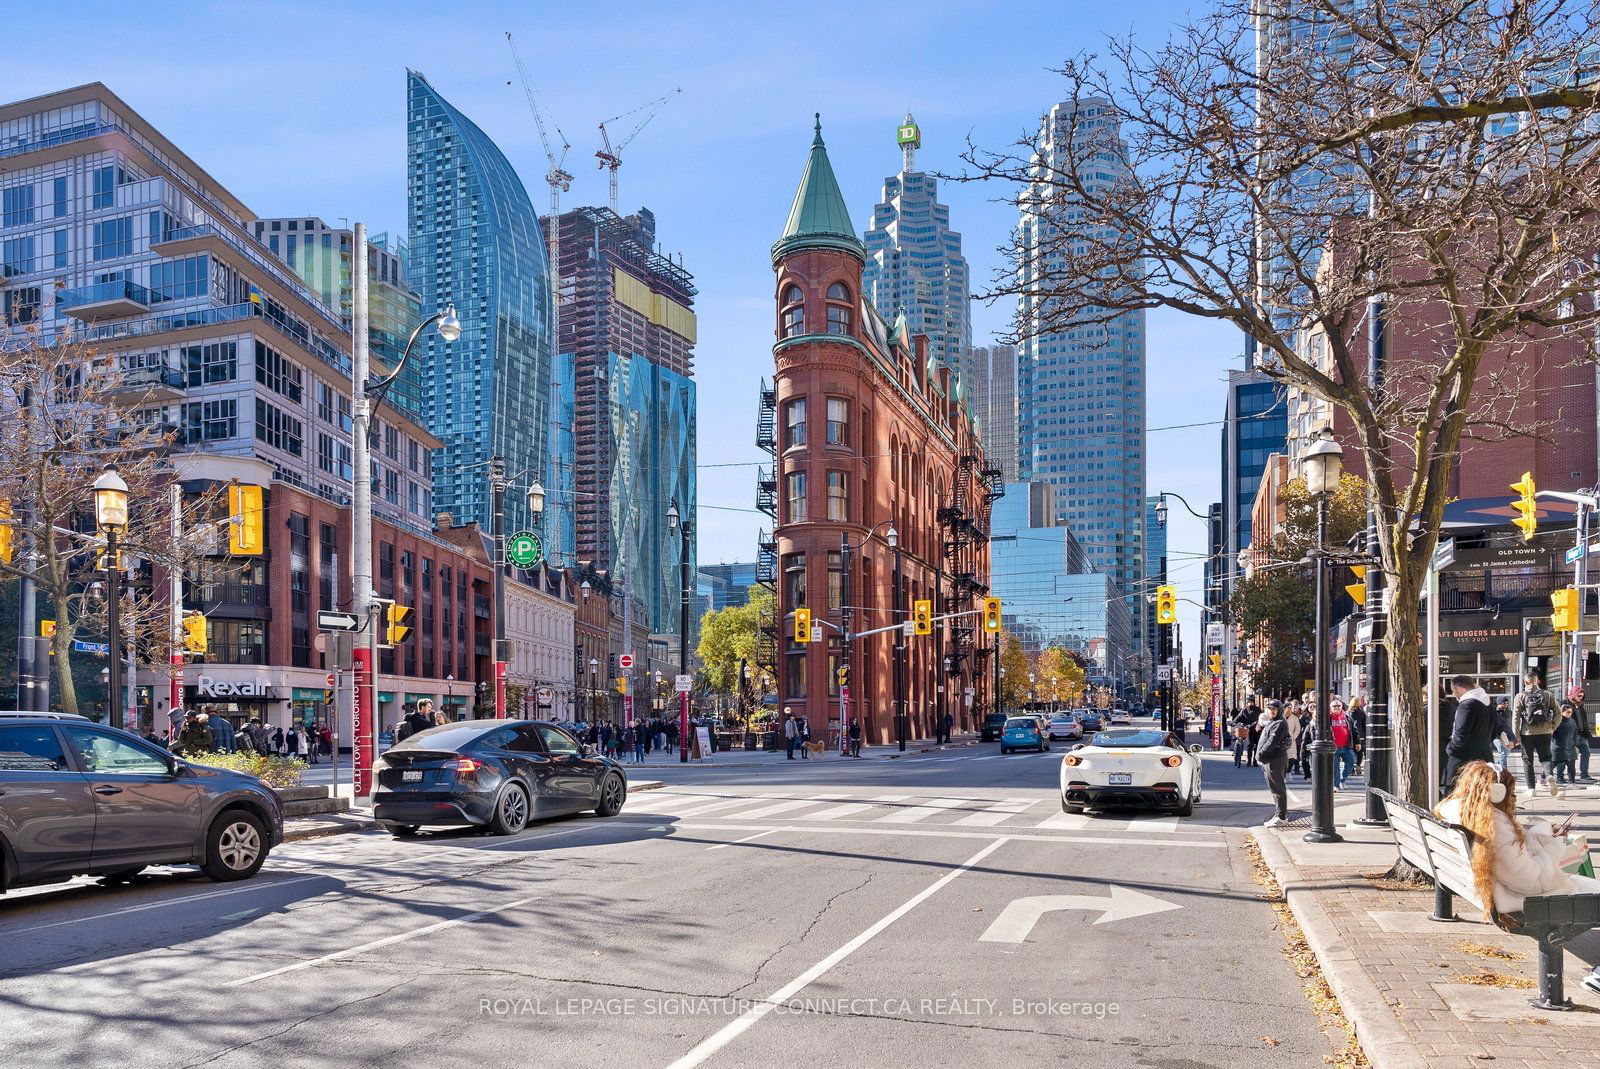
[1434,762,1600,927]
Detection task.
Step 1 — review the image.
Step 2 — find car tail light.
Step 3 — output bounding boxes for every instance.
[451,756,485,777]
[1064,755,1081,766]
[1163,755,1183,768]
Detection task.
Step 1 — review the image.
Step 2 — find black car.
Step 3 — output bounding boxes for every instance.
[980,712,1008,742]
[0,714,284,894]
[373,719,628,836]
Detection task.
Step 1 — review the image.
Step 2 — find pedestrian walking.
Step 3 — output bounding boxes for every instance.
[1257,700,1291,827]
[1230,703,1256,768]
[942,711,954,745]
[847,718,862,758]
[632,721,646,764]
[1285,701,1304,778]
[1348,698,1367,775]
[1442,675,1495,793]
[1513,670,1558,795]
[204,709,235,753]
[1553,701,1579,790]
[285,726,299,758]
[1570,685,1594,783]
[799,717,811,759]
[296,726,313,763]
[1328,697,1356,790]
[271,725,285,755]
[1491,698,1518,774]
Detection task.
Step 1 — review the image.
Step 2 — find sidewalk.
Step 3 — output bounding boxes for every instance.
[1253,778,1600,1069]
[281,778,667,841]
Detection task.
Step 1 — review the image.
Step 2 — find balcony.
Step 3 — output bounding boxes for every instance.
[109,363,186,403]
[57,280,152,321]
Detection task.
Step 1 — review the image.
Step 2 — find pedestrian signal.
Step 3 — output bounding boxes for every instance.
[385,604,413,645]
[794,606,812,644]
[982,597,1002,633]
[1510,472,1538,541]
[1156,585,1177,625]
[913,599,932,635]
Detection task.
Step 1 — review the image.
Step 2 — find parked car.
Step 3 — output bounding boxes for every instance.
[1047,714,1083,741]
[0,715,284,894]
[373,719,628,836]
[1001,716,1050,754]
[980,712,1008,742]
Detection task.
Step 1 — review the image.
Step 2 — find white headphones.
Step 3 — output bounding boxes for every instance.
[1490,781,1508,804]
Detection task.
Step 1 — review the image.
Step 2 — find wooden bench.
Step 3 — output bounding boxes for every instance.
[1375,789,1600,1011]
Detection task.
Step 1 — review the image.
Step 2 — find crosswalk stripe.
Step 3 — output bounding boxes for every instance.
[806,795,911,821]
[952,798,1039,826]
[1127,816,1180,833]
[725,795,846,820]
[876,797,974,824]
[1035,811,1089,830]
[659,798,752,818]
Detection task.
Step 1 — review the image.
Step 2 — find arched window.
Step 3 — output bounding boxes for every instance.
[825,282,853,335]
[781,285,805,338]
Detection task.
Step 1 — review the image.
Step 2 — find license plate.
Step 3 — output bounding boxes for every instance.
[402,770,422,782]
[1108,773,1132,785]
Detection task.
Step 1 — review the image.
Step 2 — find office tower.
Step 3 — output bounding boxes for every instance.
[861,114,972,385]
[1143,495,1168,679]
[1219,369,1287,601]
[406,70,552,536]
[543,205,697,636]
[971,343,1018,482]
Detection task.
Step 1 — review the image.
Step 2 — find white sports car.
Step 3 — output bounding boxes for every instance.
[1059,727,1204,816]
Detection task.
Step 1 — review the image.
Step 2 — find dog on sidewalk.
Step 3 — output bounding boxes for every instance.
[803,739,827,759]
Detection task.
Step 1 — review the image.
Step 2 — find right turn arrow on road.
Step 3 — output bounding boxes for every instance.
[979,886,1183,943]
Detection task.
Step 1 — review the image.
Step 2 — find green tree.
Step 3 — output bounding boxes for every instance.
[696,586,774,698]
[998,634,1030,709]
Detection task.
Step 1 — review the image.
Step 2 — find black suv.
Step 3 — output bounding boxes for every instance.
[0,714,284,893]
[980,712,1009,742]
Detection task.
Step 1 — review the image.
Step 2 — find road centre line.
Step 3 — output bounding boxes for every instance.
[226,893,543,986]
[707,830,779,851]
[665,837,1009,1069]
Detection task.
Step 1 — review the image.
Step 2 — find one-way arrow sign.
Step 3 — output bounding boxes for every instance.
[979,886,1182,942]
[316,611,361,632]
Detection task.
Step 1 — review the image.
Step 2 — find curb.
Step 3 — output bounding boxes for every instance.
[884,740,983,759]
[1251,830,1428,1069]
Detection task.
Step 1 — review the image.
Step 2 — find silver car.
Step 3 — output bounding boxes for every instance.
[0,715,284,893]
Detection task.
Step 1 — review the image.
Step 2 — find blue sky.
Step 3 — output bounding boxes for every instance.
[3,0,1239,657]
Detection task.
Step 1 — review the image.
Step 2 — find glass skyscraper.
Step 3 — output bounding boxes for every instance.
[861,114,972,386]
[406,70,553,535]
[1220,370,1288,598]
[1015,97,1146,655]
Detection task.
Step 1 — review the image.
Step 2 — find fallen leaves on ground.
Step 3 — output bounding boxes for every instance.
[1456,969,1535,989]
[1456,942,1518,961]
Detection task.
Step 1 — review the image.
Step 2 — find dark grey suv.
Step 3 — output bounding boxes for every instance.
[0,714,284,893]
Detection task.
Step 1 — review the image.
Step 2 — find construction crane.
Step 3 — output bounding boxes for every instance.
[595,88,682,213]
[506,31,571,333]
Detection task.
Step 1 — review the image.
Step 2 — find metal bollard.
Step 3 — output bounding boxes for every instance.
[1532,937,1573,1011]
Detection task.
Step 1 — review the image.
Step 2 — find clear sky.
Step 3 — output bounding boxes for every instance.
[3,0,1239,659]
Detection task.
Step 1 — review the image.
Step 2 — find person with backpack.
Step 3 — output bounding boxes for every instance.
[1513,670,1558,795]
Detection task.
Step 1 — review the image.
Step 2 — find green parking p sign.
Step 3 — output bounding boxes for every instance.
[507,531,543,569]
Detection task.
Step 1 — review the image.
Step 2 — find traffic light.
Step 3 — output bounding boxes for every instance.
[181,612,208,654]
[0,499,12,565]
[227,482,265,555]
[1552,587,1580,632]
[1209,652,1222,676]
[1510,472,1538,542]
[1345,565,1367,606]
[913,599,933,635]
[385,603,413,646]
[794,606,812,644]
[1156,585,1177,625]
[982,596,1002,633]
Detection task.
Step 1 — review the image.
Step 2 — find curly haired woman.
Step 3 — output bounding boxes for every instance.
[1434,761,1599,924]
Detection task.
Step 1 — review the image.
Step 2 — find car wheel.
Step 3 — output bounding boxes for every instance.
[386,824,420,838]
[201,810,268,882]
[1001,746,1010,754]
[594,773,627,817]
[489,783,530,836]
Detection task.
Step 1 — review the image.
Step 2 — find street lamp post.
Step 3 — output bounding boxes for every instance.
[94,466,129,727]
[589,656,599,725]
[351,219,457,798]
[668,500,691,763]
[487,463,545,719]
[1303,431,1345,845]
[893,533,906,752]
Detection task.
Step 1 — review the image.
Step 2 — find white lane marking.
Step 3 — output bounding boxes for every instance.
[1127,817,1180,833]
[648,798,749,818]
[806,795,910,821]
[226,893,542,986]
[724,795,845,820]
[980,887,1183,940]
[953,798,1039,827]
[659,821,1225,849]
[0,875,327,938]
[665,838,1009,1069]
[1035,811,1090,830]
[876,797,974,824]
[1288,791,1306,806]
[706,830,778,852]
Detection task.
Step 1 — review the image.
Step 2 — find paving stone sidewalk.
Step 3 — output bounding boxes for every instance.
[1254,785,1600,1069]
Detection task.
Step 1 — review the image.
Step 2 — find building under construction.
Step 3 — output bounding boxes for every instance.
[542,205,697,637]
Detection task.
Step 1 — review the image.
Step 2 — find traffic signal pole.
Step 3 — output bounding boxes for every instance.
[350,222,377,804]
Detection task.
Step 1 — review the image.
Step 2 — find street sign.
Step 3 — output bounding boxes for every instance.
[506,530,544,569]
[675,673,692,693]
[810,625,823,643]
[1205,623,1223,648]
[536,686,554,705]
[316,610,361,632]
[1431,537,1457,572]
[619,653,634,670]
[326,672,336,688]
[72,639,109,655]
[901,621,915,637]
[1565,542,1600,565]
[1156,665,1172,682]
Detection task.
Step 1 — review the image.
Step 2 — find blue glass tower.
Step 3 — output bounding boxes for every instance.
[406,70,553,535]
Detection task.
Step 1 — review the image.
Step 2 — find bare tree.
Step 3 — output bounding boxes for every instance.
[0,321,228,719]
[961,1,1600,805]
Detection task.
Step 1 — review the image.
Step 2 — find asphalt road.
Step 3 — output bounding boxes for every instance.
[0,741,1336,1069]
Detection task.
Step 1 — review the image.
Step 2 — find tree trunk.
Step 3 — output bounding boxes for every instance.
[1385,583,1429,808]
[52,589,79,717]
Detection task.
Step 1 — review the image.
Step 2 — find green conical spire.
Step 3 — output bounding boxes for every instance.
[772,114,864,265]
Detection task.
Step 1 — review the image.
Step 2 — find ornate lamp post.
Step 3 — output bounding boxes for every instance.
[94,466,130,727]
[1302,430,1345,844]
